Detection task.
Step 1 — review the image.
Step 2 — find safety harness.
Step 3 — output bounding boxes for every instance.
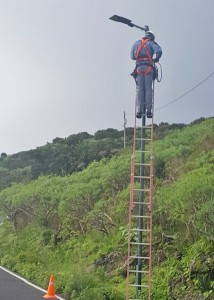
[136,38,154,76]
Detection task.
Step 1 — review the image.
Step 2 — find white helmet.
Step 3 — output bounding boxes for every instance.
[145,31,155,40]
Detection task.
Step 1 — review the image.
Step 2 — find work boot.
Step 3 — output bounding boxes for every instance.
[136,111,142,119]
[146,111,153,118]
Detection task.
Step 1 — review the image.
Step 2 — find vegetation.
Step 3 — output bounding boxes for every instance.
[0,122,188,190]
[0,117,213,299]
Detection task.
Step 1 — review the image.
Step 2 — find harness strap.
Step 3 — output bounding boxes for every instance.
[137,66,152,76]
[137,57,150,61]
[136,38,154,77]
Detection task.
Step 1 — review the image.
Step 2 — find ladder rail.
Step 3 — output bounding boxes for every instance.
[148,81,155,299]
[126,81,155,300]
[126,103,137,300]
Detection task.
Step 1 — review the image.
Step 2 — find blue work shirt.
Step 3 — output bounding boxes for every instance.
[130,38,162,66]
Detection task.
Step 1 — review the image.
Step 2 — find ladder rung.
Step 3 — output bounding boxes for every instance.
[132,215,150,219]
[133,202,150,205]
[135,138,152,141]
[134,188,150,192]
[130,284,149,288]
[136,125,152,129]
[130,255,150,260]
[134,176,150,179]
[134,163,150,166]
[130,242,150,246]
[131,228,150,232]
[129,269,149,274]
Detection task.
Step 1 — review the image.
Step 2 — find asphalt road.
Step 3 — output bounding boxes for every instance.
[0,267,65,300]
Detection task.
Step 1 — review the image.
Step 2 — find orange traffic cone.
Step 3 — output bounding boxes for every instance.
[43,275,57,299]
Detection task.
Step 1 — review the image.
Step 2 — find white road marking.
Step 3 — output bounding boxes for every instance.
[0,266,66,300]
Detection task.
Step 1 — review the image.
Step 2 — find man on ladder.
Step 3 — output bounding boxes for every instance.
[130,31,162,119]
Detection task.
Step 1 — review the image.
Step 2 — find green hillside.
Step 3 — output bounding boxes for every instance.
[0,117,213,299]
[0,122,188,191]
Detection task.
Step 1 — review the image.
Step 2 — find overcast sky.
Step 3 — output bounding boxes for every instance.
[0,0,213,154]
